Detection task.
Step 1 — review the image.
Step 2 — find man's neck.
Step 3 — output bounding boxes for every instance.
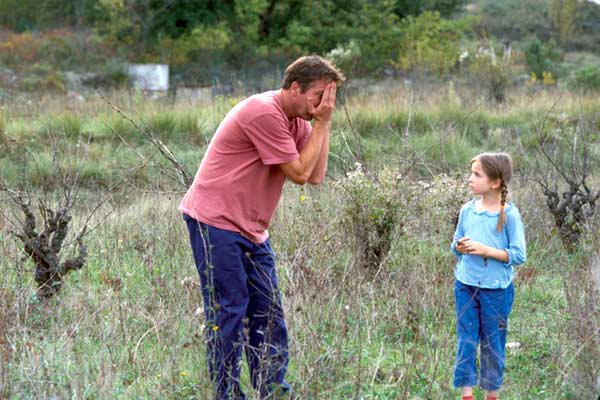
[277,89,296,119]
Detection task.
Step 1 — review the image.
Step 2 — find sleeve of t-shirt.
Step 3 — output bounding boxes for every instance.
[244,112,300,165]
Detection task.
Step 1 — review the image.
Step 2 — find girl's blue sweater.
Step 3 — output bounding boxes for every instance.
[451,199,527,289]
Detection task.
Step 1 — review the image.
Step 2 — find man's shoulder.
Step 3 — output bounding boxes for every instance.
[237,91,285,123]
[244,91,279,110]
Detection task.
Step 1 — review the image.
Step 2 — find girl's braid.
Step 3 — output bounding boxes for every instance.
[497,182,508,231]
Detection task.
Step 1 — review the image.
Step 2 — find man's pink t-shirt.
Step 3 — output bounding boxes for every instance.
[179,90,311,243]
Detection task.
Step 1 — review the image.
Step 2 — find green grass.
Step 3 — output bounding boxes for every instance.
[1,84,599,399]
[1,84,599,189]
[0,187,593,398]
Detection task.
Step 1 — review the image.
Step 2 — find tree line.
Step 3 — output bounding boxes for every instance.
[0,0,598,84]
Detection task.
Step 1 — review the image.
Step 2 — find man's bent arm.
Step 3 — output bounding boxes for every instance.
[279,122,328,185]
[307,124,329,185]
[280,82,336,185]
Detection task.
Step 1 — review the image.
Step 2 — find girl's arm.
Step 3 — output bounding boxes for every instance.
[502,208,527,266]
[460,208,527,266]
[451,205,467,257]
[460,240,508,262]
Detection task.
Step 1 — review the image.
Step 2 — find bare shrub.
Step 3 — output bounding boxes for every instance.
[531,109,600,397]
[532,111,599,251]
[4,188,87,299]
[335,166,411,274]
[0,137,106,299]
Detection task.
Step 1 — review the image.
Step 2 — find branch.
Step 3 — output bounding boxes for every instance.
[96,89,192,188]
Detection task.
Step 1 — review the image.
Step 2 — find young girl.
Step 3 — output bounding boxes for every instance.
[451,152,526,400]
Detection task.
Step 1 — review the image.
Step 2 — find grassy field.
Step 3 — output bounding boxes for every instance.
[0,82,599,399]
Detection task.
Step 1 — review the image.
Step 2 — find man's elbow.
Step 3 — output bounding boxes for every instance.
[307,175,325,185]
[291,177,308,185]
[287,173,309,185]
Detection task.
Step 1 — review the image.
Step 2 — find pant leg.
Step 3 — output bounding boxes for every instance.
[184,214,249,400]
[479,283,514,391]
[454,280,481,388]
[244,239,291,397]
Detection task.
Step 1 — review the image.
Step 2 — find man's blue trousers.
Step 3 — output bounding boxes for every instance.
[184,214,290,399]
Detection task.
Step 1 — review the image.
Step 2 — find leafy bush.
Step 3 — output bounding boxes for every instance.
[18,64,67,93]
[0,30,114,72]
[468,53,510,103]
[335,166,410,273]
[568,65,600,93]
[395,11,469,76]
[82,61,129,89]
[154,23,231,67]
[524,37,564,81]
[326,40,362,79]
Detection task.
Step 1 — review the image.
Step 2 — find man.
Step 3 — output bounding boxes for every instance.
[180,55,344,399]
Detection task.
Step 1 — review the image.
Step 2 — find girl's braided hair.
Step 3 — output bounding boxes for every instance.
[470,152,513,232]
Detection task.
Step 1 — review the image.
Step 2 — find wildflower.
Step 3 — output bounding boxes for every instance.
[300,194,306,202]
[180,371,188,377]
[212,325,219,332]
[506,341,521,350]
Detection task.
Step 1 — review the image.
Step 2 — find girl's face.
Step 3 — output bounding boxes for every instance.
[468,160,501,196]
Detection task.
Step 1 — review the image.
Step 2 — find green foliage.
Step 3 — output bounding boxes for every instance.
[335,166,413,272]
[394,0,468,18]
[395,11,468,76]
[476,0,553,42]
[569,1,600,52]
[0,112,6,135]
[468,53,510,103]
[524,37,564,80]
[548,0,577,45]
[279,0,402,75]
[568,65,600,93]
[229,0,270,63]
[18,70,68,94]
[155,23,231,67]
[0,30,115,77]
[0,0,102,32]
[326,41,362,79]
[1,89,600,397]
[46,114,84,140]
[82,61,130,89]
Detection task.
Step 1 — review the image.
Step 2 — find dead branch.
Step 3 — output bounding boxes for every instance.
[533,108,600,251]
[96,89,192,189]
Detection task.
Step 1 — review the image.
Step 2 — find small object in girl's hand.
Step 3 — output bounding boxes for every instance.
[458,237,470,244]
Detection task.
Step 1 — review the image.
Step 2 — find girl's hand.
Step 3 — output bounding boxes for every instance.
[455,237,470,254]
[460,239,489,257]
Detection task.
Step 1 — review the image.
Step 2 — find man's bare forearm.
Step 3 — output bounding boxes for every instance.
[308,123,329,184]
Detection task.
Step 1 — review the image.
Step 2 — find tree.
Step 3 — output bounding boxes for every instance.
[393,0,467,18]
[279,0,402,75]
[549,0,577,45]
[476,0,553,43]
[395,11,467,76]
[95,0,176,58]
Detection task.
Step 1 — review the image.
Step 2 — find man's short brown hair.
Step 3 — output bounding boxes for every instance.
[281,55,345,92]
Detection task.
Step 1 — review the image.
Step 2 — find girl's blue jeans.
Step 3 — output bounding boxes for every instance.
[453,279,514,391]
[184,214,290,400]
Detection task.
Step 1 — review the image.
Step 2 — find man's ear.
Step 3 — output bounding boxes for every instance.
[290,81,300,96]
